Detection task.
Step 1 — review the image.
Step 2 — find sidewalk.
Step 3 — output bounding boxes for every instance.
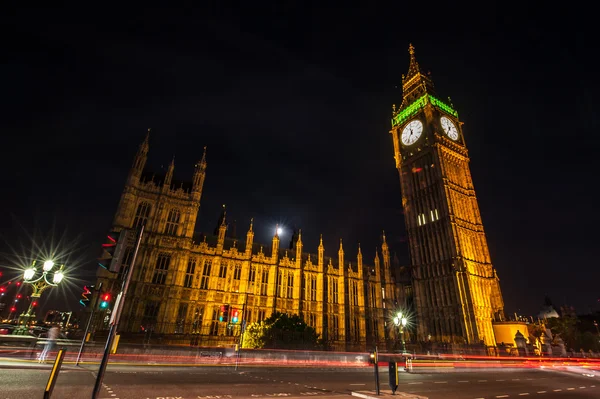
[0,356,85,370]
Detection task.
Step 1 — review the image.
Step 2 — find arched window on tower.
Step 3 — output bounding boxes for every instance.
[164,209,181,236]
[152,253,171,285]
[133,202,152,230]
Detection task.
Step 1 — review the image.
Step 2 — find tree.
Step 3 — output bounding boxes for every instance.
[242,312,320,350]
[546,316,578,349]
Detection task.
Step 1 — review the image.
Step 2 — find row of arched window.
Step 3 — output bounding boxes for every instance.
[132,202,181,236]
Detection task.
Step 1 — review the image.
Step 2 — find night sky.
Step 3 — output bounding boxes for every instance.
[1,5,598,318]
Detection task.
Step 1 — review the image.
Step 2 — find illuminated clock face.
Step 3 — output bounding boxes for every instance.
[401,119,423,146]
[440,116,459,140]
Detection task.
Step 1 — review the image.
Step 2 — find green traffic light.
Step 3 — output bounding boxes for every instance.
[100,301,108,309]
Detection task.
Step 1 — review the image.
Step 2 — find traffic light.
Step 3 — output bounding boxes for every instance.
[231,308,239,323]
[99,293,112,309]
[79,285,93,307]
[98,230,129,272]
[219,304,230,322]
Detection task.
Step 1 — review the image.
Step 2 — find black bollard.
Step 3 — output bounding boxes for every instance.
[389,361,398,394]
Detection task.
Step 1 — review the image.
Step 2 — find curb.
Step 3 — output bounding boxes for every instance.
[352,390,428,399]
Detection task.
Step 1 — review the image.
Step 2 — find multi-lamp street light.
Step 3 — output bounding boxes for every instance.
[19,260,65,326]
[393,311,408,353]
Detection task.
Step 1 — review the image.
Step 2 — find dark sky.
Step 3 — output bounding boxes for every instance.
[1,4,598,318]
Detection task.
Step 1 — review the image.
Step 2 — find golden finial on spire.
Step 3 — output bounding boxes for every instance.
[409,43,415,55]
[249,217,254,231]
[320,234,323,245]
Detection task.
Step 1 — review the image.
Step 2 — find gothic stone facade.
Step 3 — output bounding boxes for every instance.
[389,45,505,346]
[96,131,403,351]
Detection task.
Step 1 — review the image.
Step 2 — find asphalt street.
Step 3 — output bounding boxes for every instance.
[0,363,598,399]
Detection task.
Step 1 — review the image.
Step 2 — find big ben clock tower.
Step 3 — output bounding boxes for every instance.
[389,45,504,346]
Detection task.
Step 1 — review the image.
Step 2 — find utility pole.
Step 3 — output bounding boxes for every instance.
[235,291,249,371]
[92,226,143,399]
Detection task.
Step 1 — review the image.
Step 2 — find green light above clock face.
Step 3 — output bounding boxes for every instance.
[391,94,458,127]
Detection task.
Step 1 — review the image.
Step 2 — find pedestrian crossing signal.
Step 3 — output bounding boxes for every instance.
[100,293,111,309]
[219,304,230,322]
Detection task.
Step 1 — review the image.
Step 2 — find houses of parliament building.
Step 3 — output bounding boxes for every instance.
[96,132,404,351]
[96,45,505,351]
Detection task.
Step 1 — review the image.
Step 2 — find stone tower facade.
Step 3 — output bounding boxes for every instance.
[96,130,402,351]
[389,45,505,346]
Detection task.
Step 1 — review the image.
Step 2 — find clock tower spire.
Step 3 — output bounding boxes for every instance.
[389,45,505,347]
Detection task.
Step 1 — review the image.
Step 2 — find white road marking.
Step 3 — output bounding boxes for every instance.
[553,389,562,392]
[518,393,529,396]
[567,388,575,390]
[537,391,546,394]
[458,380,470,383]
[580,386,586,388]
[496,395,509,398]
[408,382,423,385]
[434,381,447,384]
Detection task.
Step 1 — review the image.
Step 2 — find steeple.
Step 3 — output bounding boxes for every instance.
[295,229,303,264]
[382,230,389,255]
[318,234,324,270]
[245,218,254,256]
[271,224,280,262]
[357,243,363,278]
[381,230,391,271]
[217,206,227,248]
[192,146,207,200]
[164,156,175,188]
[399,44,436,108]
[338,239,344,269]
[129,129,150,183]
[214,204,226,235]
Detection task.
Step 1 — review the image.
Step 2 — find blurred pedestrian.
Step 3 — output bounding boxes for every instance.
[38,325,60,363]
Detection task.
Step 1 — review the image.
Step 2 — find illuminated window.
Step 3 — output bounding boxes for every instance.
[218,262,227,278]
[435,209,440,220]
[287,274,294,298]
[200,260,211,290]
[276,272,283,297]
[152,253,170,285]
[233,263,241,280]
[260,270,269,296]
[430,210,434,221]
[184,258,196,288]
[164,209,180,235]
[329,277,338,304]
[133,202,151,229]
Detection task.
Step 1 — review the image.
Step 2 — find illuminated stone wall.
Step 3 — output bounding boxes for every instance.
[96,133,399,352]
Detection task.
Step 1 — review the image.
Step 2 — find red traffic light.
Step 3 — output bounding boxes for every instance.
[102,293,111,301]
[32,301,38,307]
[10,307,16,312]
[16,294,22,299]
[16,282,21,286]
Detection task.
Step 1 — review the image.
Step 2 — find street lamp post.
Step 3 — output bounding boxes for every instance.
[17,260,65,330]
[393,311,407,354]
